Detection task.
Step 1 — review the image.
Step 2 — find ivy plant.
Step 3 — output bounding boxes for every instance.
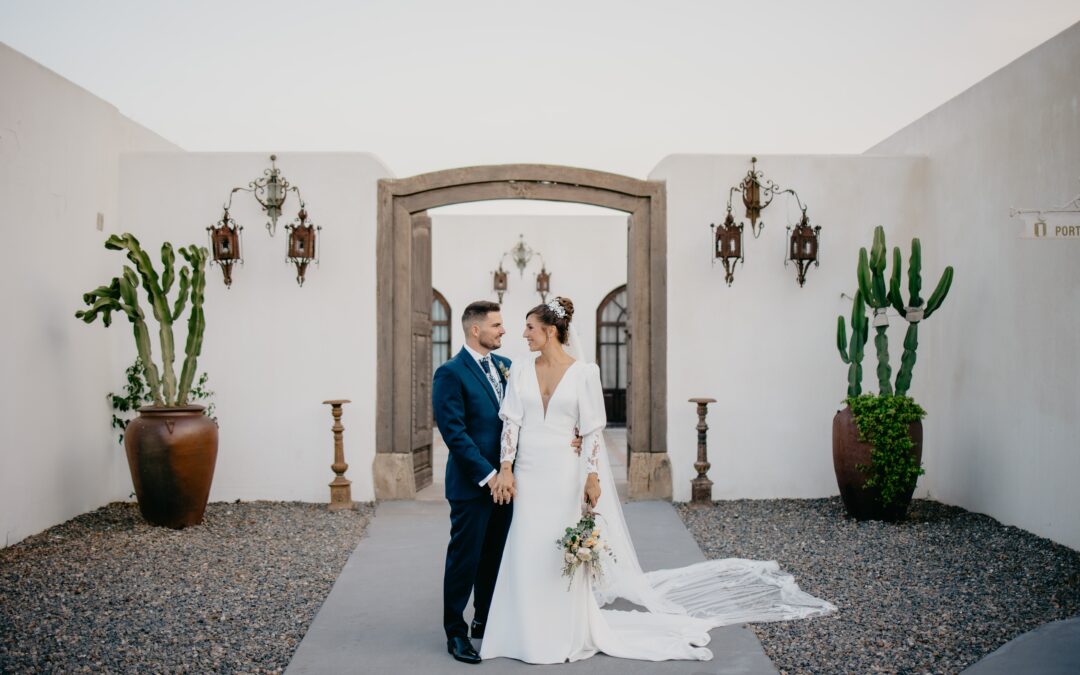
[108,357,216,445]
[846,394,926,507]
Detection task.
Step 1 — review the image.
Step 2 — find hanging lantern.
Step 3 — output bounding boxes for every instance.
[206,208,244,288]
[536,266,551,302]
[285,208,321,287]
[786,210,822,287]
[710,210,744,286]
[493,266,508,303]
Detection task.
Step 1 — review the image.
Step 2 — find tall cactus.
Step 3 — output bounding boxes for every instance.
[837,288,869,397]
[76,233,210,407]
[856,226,894,395]
[886,237,954,396]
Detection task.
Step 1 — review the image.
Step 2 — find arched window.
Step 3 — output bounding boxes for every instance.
[596,285,628,427]
[432,289,452,370]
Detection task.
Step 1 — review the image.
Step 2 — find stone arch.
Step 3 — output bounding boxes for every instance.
[374,165,671,500]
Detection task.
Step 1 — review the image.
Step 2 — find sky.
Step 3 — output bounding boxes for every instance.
[2,0,1079,190]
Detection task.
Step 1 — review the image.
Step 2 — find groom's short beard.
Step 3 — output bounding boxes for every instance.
[480,335,501,351]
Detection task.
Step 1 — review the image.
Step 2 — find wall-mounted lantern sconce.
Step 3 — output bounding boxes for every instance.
[786,209,822,287]
[207,208,244,288]
[736,157,780,239]
[210,154,323,288]
[536,266,551,302]
[285,208,321,287]
[712,156,823,287]
[709,209,744,286]
[493,266,508,303]
[492,234,551,302]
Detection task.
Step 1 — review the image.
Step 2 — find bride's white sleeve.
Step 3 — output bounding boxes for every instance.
[498,363,523,464]
[577,364,607,476]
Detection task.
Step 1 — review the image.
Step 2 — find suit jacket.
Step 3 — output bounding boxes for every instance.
[433,347,511,501]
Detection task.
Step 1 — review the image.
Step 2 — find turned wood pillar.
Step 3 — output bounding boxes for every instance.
[689,398,716,506]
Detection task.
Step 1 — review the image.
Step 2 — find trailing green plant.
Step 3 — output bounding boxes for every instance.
[854,225,954,396]
[75,233,209,406]
[108,357,216,444]
[846,394,926,507]
[836,289,869,397]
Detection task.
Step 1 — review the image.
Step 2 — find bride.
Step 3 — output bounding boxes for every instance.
[478,296,835,664]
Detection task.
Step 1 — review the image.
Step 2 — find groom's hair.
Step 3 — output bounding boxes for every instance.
[461,300,501,328]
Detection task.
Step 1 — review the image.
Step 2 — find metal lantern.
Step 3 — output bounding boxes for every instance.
[710,210,744,286]
[285,208,321,287]
[493,266,508,303]
[206,208,244,288]
[786,210,822,287]
[536,266,551,302]
[251,154,291,236]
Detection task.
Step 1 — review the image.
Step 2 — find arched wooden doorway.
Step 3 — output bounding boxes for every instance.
[596,284,628,428]
[374,165,671,500]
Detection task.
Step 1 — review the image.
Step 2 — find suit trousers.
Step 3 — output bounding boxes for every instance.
[444,494,513,639]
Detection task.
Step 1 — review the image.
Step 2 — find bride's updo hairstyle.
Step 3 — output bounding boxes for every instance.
[527,297,575,344]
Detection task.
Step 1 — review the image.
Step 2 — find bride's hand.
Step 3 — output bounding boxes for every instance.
[584,473,601,508]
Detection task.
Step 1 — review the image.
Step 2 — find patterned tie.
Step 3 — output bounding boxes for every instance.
[480,356,504,401]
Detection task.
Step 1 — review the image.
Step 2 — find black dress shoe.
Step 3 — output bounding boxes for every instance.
[470,620,485,640]
[447,636,481,664]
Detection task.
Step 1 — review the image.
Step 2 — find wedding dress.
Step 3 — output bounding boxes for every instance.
[479,344,836,664]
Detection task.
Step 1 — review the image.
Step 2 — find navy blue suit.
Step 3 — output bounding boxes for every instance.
[433,347,513,639]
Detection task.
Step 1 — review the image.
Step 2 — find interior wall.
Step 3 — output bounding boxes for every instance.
[117,152,392,507]
[867,21,1080,549]
[430,213,628,366]
[0,43,182,546]
[650,154,929,504]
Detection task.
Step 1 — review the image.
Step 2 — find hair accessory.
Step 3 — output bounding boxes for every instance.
[546,298,566,319]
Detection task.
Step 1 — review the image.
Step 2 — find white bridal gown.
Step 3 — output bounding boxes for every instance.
[479,359,836,664]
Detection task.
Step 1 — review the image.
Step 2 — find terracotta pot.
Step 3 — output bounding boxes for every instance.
[832,405,922,522]
[124,405,219,528]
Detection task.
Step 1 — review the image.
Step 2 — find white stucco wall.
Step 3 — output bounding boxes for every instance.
[867,22,1080,549]
[117,152,392,506]
[430,214,628,366]
[651,154,930,504]
[1,43,182,546]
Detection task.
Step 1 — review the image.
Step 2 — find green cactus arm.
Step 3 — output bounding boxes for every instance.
[923,266,954,318]
[161,243,176,296]
[895,322,919,396]
[869,226,886,271]
[857,248,873,305]
[75,296,122,327]
[176,246,208,403]
[119,267,164,405]
[888,247,907,317]
[874,326,893,395]
[908,238,924,308]
[172,267,191,322]
[837,316,851,363]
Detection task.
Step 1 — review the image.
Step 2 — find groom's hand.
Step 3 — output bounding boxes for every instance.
[491,468,516,504]
[571,426,583,455]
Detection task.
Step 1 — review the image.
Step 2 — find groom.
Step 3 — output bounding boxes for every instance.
[433,301,514,665]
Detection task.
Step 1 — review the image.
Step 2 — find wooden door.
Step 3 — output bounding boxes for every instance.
[410,212,433,490]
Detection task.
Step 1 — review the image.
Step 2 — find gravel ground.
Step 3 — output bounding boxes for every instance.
[678,498,1080,675]
[0,501,375,674]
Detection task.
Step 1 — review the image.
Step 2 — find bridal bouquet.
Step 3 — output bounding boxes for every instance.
[555,508,616,589]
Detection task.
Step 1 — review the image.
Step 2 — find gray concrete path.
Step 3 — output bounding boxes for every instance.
[286,499,777,674]
[960,616,1080,675]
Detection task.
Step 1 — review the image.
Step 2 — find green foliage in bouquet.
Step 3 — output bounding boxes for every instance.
[555,510,616,590]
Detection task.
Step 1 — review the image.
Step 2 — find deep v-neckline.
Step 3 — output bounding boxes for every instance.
[534,360,576,420]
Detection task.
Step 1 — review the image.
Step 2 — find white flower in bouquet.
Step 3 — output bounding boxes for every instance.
[576,547,592,561]
[564,552,576,563]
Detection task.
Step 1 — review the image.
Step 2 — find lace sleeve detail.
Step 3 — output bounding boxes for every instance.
[500,418,520,464]
[582,429,601,476]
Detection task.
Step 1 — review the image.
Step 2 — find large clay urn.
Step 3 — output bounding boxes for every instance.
[832,406,923,522]
[124,405,219,528]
